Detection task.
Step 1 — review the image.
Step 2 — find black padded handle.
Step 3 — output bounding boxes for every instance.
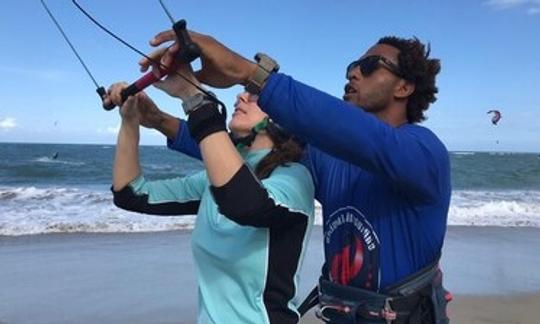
[100,19,200,112]
[120,83,140,103]
[97,86,115,111]
[173,20,201,64]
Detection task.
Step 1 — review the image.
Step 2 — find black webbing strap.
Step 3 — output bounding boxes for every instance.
[298,285,319,316]
[298,256,441,319]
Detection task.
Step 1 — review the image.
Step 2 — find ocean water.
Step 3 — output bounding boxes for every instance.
[1,143,539,235]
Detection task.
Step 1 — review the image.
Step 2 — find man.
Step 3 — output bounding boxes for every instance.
[135,33,451,323]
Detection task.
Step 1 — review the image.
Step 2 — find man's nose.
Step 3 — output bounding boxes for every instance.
[346,67,361,81]
[237,92,249,102]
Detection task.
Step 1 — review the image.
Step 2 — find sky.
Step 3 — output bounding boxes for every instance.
[0,0,539,152]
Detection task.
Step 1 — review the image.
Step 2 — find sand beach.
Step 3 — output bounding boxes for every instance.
[2,226,540,323]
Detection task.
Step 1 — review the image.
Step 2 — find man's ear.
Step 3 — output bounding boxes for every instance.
[395,79,415,99]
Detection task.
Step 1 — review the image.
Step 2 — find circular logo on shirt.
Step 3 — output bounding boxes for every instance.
[324,206,380,289]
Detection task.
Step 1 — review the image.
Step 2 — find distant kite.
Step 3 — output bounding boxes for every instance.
[487,110,501,125]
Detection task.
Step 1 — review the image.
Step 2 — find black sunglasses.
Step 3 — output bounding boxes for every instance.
[346,55,403,79]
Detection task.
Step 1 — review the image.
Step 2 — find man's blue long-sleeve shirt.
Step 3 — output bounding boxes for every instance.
[169,73,451,290]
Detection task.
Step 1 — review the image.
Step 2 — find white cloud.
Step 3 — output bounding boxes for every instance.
[484,0,529,9]
[0,66,66,81]
[106,125,120,134]
[97,124,120,135]
[485,0,540,14]
[0,117,16,130]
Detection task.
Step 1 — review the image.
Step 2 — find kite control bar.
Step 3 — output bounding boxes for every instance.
[103,20,201,110]
[43,0,207,112]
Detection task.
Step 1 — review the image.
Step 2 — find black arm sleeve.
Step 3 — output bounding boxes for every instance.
[210,164,306,228]
[111,185,200,216]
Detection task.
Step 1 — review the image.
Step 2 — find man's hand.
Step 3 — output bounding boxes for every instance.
[150,57,202,100]
[139,30,257,89]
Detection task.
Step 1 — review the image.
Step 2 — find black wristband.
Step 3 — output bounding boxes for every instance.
[187,102,227,143]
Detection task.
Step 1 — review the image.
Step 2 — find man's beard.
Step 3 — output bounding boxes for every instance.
[360,87,393,114]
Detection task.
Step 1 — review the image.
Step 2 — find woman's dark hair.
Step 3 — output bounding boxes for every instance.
[377,36,441,123]
[255,126,304,179]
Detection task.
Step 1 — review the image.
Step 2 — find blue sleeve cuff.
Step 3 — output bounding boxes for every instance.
[166,118,186,151]
[166,118,203,160]
[258,72,282,112]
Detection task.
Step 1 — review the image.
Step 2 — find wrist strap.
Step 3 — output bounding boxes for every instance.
[187,102,227,143]
[245,53,279,95]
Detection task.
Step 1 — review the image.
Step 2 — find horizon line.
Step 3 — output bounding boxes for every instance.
[1,141,539,154]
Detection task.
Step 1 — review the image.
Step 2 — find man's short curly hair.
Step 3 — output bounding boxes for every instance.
[377,36,441,123]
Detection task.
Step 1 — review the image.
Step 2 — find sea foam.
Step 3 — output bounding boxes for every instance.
[1,186,540,236]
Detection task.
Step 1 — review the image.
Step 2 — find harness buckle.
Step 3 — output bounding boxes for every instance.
[316,304,352,322]
[380,298,397,323]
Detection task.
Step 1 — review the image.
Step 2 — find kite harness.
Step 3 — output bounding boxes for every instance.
[299,258,452,323]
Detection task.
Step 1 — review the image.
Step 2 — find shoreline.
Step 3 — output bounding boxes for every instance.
[2,223,540,236]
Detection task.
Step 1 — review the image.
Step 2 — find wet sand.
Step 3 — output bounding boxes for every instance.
[1,226,540,323]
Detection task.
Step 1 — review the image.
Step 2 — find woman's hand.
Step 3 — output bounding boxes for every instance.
[108,82,139,124]
[108,83,163,127]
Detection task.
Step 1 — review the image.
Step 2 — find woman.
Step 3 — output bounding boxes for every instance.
[108,65,314,323]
